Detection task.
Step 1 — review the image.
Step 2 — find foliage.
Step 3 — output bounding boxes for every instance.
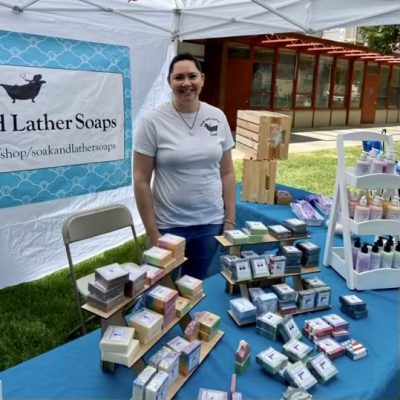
[360,25,400,54]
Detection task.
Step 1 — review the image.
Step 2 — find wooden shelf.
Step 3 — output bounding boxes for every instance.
[166,330,224,400]
[82,257,187,319]
[215,234,310,247]
[221,266,320,286]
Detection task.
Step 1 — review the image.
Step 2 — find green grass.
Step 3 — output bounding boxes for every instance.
[0,144,376,371]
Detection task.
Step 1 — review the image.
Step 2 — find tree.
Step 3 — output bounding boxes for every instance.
[360,25,400,54]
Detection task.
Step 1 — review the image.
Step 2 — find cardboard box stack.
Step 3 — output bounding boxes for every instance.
[236,110,291,204]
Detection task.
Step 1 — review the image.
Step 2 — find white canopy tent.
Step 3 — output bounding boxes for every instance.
[0,0,399,288]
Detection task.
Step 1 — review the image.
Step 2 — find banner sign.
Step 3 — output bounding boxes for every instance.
[0,31,132,208]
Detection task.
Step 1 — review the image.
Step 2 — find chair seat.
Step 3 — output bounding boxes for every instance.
[77,273,95,299]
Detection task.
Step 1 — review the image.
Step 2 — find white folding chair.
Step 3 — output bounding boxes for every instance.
[62,204,141,335]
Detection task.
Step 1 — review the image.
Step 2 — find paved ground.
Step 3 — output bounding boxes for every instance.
[232,124,400,160]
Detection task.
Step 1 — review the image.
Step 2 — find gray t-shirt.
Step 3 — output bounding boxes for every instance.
[134,101,234,229]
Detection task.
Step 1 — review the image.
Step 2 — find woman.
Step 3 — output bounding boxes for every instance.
[134,53,236,279]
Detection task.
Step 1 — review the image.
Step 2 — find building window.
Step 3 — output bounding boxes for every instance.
[250,47,274,107]
[389,67,400,108]
[274,49,295,108]
[295,53,315,108]
[377,65,390,108]
[350,61,364,108]
[332,59,349,108]
[315,56,333,108]
[227,44,250,59]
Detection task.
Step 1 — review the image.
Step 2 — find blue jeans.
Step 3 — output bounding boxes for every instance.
[159,224,223,280]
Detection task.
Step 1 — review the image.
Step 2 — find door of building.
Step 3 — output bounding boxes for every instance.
[224,58,252,130]
[361,73,379,124]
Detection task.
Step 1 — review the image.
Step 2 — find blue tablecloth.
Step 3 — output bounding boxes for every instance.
[1,184,399,399]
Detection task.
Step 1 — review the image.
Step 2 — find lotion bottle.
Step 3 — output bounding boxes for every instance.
[393,242,400,269]
[355,243,370,273]
[385,196,400,220]
[353,196,370,223]
[369,243,382,270]
[383,151,396,174]
[352,237,361,267]
[355,152,370,176]
[380,242,394,269]
[369,196,383,220]
[348,190,361,219]
[370,153,385,174]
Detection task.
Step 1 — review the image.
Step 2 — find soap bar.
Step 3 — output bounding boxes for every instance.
[100,325,135,353]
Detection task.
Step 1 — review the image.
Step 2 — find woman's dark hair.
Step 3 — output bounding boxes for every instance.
[168,53,202,80]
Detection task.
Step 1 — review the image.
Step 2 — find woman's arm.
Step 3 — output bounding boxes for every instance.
[133,151,161,247]
[220,149,236,231]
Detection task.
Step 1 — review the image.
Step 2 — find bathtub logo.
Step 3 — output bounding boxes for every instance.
[0,74,46,103]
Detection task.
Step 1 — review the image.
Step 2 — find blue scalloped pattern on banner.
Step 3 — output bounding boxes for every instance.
[0,30,132,208]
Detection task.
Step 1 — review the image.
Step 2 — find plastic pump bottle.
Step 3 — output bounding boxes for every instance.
[369,196,383,220]
[352,237,362,267]
[348,191,361,219]
[385,196,400,220]
[369,243,382,270]
[376,236,384,252]
[380,242,394,269]
[370,153,385,174]
[353,196,370,222]
[355,243,371,273]
[393,242,400,269]
[355,152,370,176]
[383,151,396,174]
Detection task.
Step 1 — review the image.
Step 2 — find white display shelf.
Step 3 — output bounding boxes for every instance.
[330,247,400,290]
[345,168,400,189]
[324,131,400,290]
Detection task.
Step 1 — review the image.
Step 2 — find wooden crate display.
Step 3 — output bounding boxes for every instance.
[235,110,291,160]
[241,159,277,204]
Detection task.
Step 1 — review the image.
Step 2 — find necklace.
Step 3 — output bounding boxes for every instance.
[172,102,200,135]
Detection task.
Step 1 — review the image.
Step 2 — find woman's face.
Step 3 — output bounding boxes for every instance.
[169,60,204,109]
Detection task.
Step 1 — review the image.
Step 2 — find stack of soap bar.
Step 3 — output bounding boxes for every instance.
[303,317,334,342]
[144,285,178,327]
[272,283,298,315]
[100,325,139,367]
[281,386,313,400]
[283,338,312,362]
[248,287,265,304]
[224,229,249,245]
[256,311,283,341]
[229,297,257,325]
[197,388,228,400]
[132,365,157,400]
[269,255,287,276]
[166,336,190,354]
[88,263,130,311]
[157,233,186,263]
[120,263,147,297]
[175,296,191,318]
[280,245,302,273]
[148,346,173,368]
[142,246,173,268]
[296,241,320,267]
[284,361,318,391]
[127,308,164,344]
[279,316,302,342]
[180,339,201,376]
[316,337,345,359]
[267,224,292,239]
[175,275,203,299]
[231,259,252,281]
[339,294,368,319]
[314,286,331,308]
[256,346,288,375]
[184,320,200,342]
[195,311,221,341]
[145,370,169,400]
[307,352,338,384]
[241,249,259,258]
[302,276,327,289]
[220,255,241,278]
[341,338,368,360]
[254,292,278,315]
[282,218,309,238]
[158,350,180,386]
[250,256,270,278]
[235,340,251,373]
[275,360,292,384]
[140,264,164,286]
[297,289,316,311]
[242,221,268,242]
[322,313,349,331]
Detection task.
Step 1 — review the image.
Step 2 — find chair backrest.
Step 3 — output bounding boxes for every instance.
[62,204,136,245]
